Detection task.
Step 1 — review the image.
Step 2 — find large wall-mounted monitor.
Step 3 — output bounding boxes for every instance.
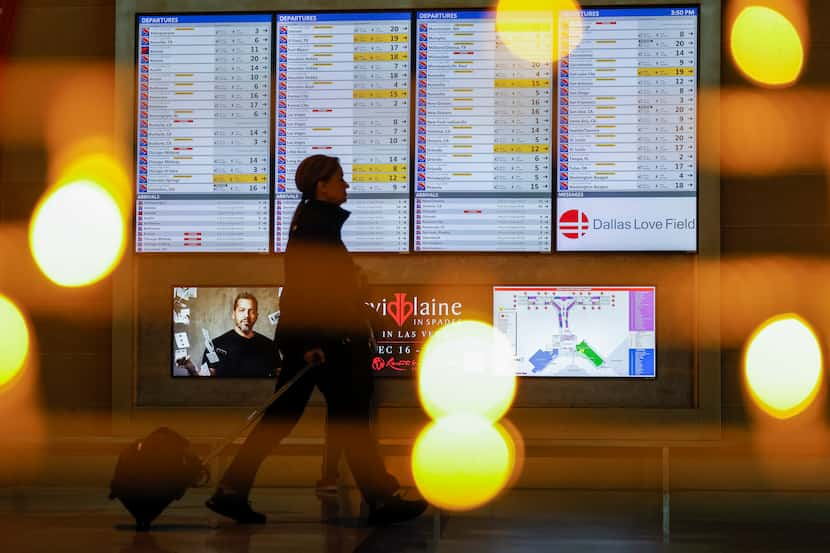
[170,284,489,379]
[274,12,412,253]
[134,6,700,254]
[555,7,698,251]
[171,286,282,377]
[413,9,553,252]
[136,14,272,252]
[493,285,656,377]
[367,285,490,376]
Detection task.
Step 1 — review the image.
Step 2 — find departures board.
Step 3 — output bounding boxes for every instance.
[136,14,272,252]
[414,10,553,252]
[134,7,699,253]
[274,12,411,253]
[555,7,698,251]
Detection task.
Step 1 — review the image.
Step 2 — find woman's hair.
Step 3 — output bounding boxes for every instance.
[290,155,341,231]
[295,155,341,200]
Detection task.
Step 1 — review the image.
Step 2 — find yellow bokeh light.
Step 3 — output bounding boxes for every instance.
[730,6,804,87]
[0,294,30,388]
[412,415,514,511]
[743,314,822,419]
[496,0,583,63]
[418,320,516,422]
[29,180,125,287]
[51,149,132,216]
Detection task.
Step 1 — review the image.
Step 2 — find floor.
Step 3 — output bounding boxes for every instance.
[2,487,830,552]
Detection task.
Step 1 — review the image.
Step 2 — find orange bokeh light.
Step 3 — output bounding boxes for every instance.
[496,0,583,63]
[730,5,804,87]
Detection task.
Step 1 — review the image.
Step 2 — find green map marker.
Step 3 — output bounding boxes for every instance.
[576,340,604,367]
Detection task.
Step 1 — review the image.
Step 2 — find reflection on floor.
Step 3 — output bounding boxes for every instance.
[2,487,830,552]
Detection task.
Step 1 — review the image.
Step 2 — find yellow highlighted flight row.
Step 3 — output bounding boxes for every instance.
[353,52,408,62]
[352,164,407,173]
[353,33,408,43]
[493,144,549,153]
[306,34,409,43]
[639,67,695,77]
[494,79,550,88]
[353,89,408,99]
[212,174,267,184]
[352,172,407,183]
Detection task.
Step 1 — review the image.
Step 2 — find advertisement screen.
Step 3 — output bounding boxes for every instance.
[493,286,656,377]
[171,286,281,377]
[172,285,488,378]
[367,285,490,376]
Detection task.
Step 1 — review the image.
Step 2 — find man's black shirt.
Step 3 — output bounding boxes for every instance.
[202,330,277,378]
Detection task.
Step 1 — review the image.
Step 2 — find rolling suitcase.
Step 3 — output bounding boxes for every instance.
[109,362,316,531]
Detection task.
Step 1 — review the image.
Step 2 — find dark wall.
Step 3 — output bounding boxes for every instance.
[0,0,116,433]
[720,0,830,428]
[3,0,830,436]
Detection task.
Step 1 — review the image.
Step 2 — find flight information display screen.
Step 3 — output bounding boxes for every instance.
[414,10,553,252]
[555,7,698,251]
[275,12,411,252]
[134,7,701,254]
[494,286,656,377]
[135,14,272,252]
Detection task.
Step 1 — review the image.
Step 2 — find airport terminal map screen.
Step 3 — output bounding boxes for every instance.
[134,7,699,253]
[493,286,656,377]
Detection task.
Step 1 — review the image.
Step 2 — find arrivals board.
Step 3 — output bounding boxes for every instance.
[414,10,553,252]
[136,14,271,252]
[555,7,698,251]
[275,12,411,252]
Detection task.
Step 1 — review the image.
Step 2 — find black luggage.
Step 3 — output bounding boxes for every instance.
[109,362,315,530]
[109,427,204,530]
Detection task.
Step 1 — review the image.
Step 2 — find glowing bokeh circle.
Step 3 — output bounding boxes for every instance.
[0,294,30,388]
[496,0,583,63]
[730,6,804,87]
[744,314,822,419]
[418,320,516,422]
[30,180,125,287]
[412,415,514,511]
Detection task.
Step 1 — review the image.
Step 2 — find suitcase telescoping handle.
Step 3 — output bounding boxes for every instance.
[201,361,319,467]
